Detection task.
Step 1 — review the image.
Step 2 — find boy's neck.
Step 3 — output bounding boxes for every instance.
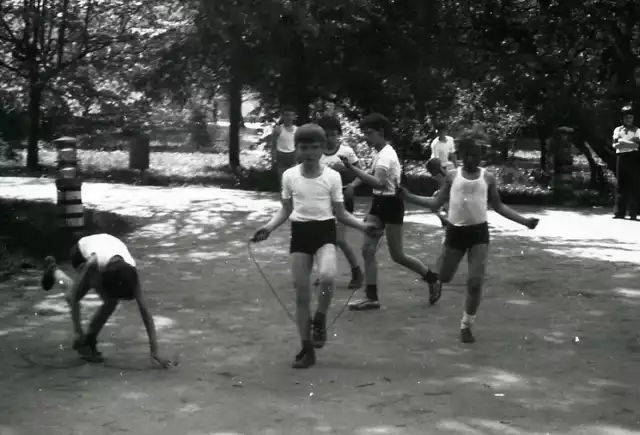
[301,161,321,173]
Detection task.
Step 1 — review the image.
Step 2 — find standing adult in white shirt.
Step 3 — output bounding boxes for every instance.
[430,123,457,171]
[612,105,640,220]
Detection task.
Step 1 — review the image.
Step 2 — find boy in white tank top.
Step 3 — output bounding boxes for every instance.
[401,130,539,344]
[40,233,172,367]
[251,123,380,369]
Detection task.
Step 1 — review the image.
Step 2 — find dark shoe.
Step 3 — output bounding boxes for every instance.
[41,256,57,291]
[348,298,381,311]
[292,347,316,369]
[423,271,442,305]
[460,327,476,344]
[311,317,327,349]
[630,216,637,221]
[73,339,104,363]
[613,215,625,219]
[348,268,364,290]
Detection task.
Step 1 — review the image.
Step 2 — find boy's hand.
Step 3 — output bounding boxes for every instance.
[437,212,451,229]
[151,351,173,369]
[526,217,539,229]
[338,156,353,169]
[251,227,271,243]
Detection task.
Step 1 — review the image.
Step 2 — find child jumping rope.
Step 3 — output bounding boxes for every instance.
[41,233,172,367]
[251,123,380,369]
[400,131,539,343]
[340,113,441,311]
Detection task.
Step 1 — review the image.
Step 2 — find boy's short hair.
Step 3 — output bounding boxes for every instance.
[435,122,447,131]
[316,115,342,135]
[294,123,326,144]
[426,157,446,175]
[280,104,296,114]
[360,113,392,139]
[102,257,138,300]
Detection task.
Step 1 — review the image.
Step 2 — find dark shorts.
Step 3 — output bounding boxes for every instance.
[277,151,297,171]
[70,243,86,270]
[445,222,490,252]
[290,219,337,255]
[368,195,404,225]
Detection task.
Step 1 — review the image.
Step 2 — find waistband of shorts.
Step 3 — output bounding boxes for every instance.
[449,221,489,229]
[290,218,336,226]
[372,192,399,198]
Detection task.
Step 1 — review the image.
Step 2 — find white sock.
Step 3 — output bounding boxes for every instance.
[461,312,475,329]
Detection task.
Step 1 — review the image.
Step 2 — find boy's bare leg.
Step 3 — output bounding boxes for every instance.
[460,244,489,344]
[291,252,316,369]
[312,244,337,349]
[82,297,119,362]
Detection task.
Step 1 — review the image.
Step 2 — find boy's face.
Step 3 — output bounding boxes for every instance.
[324,129,340,154]
[281,110,296,125]
[438,127,447,136]
[623,114,634,126]
[297,140,324,163]
[460,145,482,171]
[362,127,385,148]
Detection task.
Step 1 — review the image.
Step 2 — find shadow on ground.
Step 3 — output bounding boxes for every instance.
[0,179,638,435]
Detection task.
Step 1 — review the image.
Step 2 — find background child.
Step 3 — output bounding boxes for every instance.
[41,233,172,368]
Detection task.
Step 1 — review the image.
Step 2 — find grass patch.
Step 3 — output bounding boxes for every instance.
[0,199,138,282]
[0,148,614,207]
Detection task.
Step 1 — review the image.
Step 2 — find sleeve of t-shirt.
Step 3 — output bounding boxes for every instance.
[612,127,620,141]
[375,149,392,171]
[329,170,344,203]
[281,170,292,199]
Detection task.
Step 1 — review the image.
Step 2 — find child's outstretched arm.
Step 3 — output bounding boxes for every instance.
[487,172,538,229]
[67,258,96,339]
[134,283,172,368]
[402,174,452,211]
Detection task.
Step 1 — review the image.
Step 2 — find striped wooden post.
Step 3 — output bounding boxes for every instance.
[53,137,84,233]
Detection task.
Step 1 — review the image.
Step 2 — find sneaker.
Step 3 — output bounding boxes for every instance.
[460,327,476,344]
[41,256,57,291]
[630,216,637,221]
[348,268,364,290]
[311,318,327,349]
[423,271,442,305]
[292,347,316,369]
[348,298,381,311]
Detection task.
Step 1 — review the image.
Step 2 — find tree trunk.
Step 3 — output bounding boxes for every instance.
[572,135,602,188]
[537,126,548,171]
[228,76,242,172]
[26,83,43,170]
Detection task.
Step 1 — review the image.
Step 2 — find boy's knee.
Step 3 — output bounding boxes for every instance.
[316,270,336,289]
[361,241,377,258]
[439,271,454,284]
[467,275,484,290]
[295,287,311,305]
[388,249,405,264]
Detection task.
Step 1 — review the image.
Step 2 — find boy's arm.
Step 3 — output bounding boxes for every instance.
[487,172,536,227]
[334,202,367,231]
[68,257,97,338]
[348,165,387,190]
[264,199,293,232]
[135,286,159,356]
[403,173,452,210]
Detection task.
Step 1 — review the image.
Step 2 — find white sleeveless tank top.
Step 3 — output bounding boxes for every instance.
[276,125,297,153]
[448,168,488,226]
[78,233,136,272]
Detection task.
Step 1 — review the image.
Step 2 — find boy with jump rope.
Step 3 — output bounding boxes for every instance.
[40,233,173,368]
[251,123,381,369]
[399,130,539,343]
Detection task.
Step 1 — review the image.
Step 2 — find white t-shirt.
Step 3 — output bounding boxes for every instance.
[78,234,136,272]
[371,144,402,196]
[282,165,344,222]
[613,125,640,154]
[430,136,456,167]
[320,144,359,186]
[275,125,297,153]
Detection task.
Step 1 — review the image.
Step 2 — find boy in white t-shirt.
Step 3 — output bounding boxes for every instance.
[316,115,364,289]
[339,113,441,311]
[252,124,380,369]
[40,233,172,367]
[430,123,456,171]
[268,105,298,186]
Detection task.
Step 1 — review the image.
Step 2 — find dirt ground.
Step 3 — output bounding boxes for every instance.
[0,177,639,435]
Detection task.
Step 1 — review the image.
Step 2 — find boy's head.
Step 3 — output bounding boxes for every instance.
[294,123,326,163]
[280,105,297,126]
[316,115,342,155]
[360,113,391,149]
[426,157,446,177]
[435,122,448,137]
[457,131,483,171]
[622,105,634,126]
[102,257,138,300]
